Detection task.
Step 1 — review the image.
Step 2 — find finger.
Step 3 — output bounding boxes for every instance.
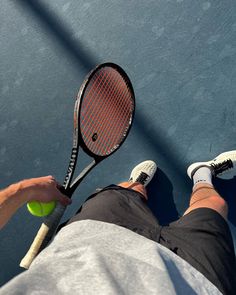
[45,175,55,181]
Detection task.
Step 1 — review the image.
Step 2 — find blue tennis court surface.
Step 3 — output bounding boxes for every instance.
[1,0,236,286]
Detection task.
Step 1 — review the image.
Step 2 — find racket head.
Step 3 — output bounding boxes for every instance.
[75,62,135,159]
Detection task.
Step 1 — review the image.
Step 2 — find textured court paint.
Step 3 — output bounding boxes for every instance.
[0,0,236,286]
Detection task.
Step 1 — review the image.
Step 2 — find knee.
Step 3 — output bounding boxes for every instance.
[186,195,228,220]
[208,195,228,211]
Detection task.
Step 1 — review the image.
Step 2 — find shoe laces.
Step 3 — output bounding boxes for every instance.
[211,159,233,175]
[136,172,149,185]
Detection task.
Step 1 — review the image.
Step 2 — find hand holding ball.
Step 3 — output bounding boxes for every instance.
[25,175,71,217]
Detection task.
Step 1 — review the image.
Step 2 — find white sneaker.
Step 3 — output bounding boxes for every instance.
[187,151,236,180]
[129,160,157,186]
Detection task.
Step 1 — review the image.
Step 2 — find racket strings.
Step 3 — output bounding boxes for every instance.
[90,70,128,149]
[80,67,134,156]
[98,76,132,153]
[82,70,115,145]
[88,70,132,152]
[80,69,109,128]
[83,75,122,153]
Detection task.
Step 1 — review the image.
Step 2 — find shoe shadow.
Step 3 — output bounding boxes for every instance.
[147,168,179,225]
[214,177,236,227]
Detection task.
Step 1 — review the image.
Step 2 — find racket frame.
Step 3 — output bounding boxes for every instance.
[65,62,135,196]
[77,62,135,159]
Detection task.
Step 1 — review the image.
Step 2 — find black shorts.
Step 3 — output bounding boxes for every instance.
[61,186,236,295]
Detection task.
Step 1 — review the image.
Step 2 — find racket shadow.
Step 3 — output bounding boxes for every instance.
[133,113,188,188]
[147,168,179,226]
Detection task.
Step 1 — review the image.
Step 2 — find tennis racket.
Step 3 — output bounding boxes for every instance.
[19,62,135,269]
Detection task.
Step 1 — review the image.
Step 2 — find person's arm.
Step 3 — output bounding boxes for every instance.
[0,176,71,230]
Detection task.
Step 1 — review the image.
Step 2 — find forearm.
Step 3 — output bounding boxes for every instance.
[0,176,70,230]
[0,181,29,229]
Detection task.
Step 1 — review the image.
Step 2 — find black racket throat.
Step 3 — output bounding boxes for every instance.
[62,147,102,197]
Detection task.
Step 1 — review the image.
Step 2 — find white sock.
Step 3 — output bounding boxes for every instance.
[192,167,213,187]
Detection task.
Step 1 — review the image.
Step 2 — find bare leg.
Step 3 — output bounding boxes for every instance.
[118,160,157,201]
[183,183,228,220]
[185,151,236,219]
[118,181,147,200]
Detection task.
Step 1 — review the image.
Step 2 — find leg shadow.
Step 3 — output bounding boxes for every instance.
[147,168,179,225]
[214,177,236,227]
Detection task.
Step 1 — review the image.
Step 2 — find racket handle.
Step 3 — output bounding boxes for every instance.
[20,203,66,269]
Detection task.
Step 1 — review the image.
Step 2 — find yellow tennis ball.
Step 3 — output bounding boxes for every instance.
[27,201,56,217]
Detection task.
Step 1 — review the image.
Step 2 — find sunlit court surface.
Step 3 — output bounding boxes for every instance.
[0,0,236,287]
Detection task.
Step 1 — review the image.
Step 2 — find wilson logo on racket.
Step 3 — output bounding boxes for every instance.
[63,149,77,185]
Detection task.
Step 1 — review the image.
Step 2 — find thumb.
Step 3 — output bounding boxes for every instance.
[58,195,72,206]
[55,183,72,206]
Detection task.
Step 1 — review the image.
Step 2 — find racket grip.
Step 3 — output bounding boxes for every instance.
[20,203,66,269]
